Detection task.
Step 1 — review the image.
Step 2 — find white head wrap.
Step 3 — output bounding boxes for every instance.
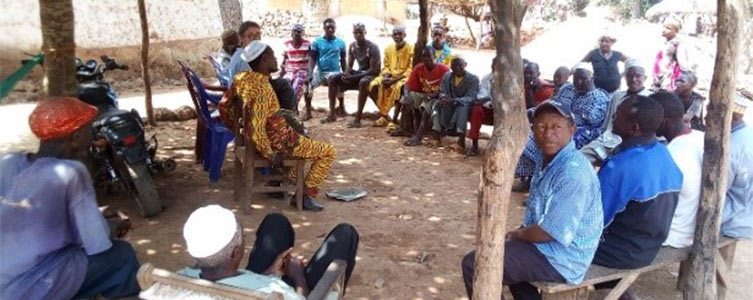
[241,41,268,63]
[572,62,593,74]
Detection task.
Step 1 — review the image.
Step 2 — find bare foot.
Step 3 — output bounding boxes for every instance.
[320,115,337,124]
[465,146,480,157]
[302,112,313,121]
[405,136,422,146]
[347,120,362,128]
[336,106,348,117]
[390,128,412,137]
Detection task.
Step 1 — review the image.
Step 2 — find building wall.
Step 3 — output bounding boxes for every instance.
[267,0,301,12]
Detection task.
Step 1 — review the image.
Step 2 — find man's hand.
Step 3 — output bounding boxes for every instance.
[440,99,451,108]
[264,248,293,277]
[382,78,395,87]
[100,206,131,239]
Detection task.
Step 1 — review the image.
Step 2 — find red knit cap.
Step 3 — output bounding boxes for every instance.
[28,97,98,141]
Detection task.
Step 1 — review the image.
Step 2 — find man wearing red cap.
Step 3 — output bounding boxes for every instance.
[0,97,140,300]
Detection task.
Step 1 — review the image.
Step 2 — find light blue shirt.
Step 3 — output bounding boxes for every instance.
[0,153,112,300]
[721,122,753,239]
[178,268,303,300]
[224,48,250,87]
[312,36,346,73]
[525,142,603,284]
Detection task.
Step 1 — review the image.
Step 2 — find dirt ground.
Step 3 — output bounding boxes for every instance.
[93,91,751,300]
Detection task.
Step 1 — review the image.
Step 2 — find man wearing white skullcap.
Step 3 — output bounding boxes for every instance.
[581,33,630,93]
[179,206,360,299]
[721,91,753,239]
[580,59,651,165]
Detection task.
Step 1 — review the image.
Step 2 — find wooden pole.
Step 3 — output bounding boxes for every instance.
[471,1,528,299]
[217,0,242,31]
[137,0,155,126]
[39,0,77,97]
[412,0,430,68]
[683,0,743,299]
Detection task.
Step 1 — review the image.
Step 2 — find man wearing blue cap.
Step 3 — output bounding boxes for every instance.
[461,101,603,299]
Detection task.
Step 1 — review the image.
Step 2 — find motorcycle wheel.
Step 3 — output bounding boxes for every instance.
[125,161,162,217]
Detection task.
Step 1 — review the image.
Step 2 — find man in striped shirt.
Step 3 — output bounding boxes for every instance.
[281,24,311,116]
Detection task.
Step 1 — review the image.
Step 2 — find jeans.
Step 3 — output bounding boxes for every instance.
[245,213,359,292]
[72,240,140,299]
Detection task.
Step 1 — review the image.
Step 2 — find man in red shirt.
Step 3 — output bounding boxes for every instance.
[390,48,450,146]
[524,62,555,109]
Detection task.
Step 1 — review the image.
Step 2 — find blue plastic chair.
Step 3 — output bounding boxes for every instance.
[184,67,234,182]
[207,56,229,88]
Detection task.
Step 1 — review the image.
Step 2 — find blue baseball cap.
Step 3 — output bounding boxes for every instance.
[533,100,575,121]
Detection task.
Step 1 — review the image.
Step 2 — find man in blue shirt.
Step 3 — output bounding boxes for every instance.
[306,18,347,121]
[0,98,140,300]
[461,101,603,299]
[721,93,753,238]
[592,94,683,298]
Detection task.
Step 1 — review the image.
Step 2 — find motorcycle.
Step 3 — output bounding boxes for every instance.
[76,56,174,217]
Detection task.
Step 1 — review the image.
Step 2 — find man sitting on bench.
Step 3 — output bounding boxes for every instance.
[592,95,683,298]
[721,92,753,239]
[181,205,359,299]
[232,41,337,211]
[461,101,603,299]
[652,91,705,249]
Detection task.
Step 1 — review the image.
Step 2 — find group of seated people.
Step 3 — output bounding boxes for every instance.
[2,17,752,300]
[462,85,752,299]
[0,98,361,300]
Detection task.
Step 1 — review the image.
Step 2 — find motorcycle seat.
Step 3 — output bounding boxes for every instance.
[93,109,134,128]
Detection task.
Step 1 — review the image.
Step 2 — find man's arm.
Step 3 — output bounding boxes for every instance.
[340,45,348,73]
[581,50,592,63]
[307,45,319,81]
[507,225,553,243]
[453,75,479,105]
[438,72,452,101]
[280,51,289,77]
[365,45,381,76]
[68,162,114,256]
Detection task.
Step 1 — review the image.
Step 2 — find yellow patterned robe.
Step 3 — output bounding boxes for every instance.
[368,43,414,116]
[233,71,336,192]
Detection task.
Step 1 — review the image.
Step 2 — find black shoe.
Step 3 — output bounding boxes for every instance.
[512,177,531,193]
[292,195,324,211]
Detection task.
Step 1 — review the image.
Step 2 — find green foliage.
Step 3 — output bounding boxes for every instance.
[599,0,661,19]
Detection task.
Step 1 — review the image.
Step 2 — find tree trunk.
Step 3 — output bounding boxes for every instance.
[39,0,77,97]
[412,0,431,68]
[683,0,743,299]
[217,0,242,31]
[465,15,477,47]
[631,0,642,19]
[138,0,155,126]
[303,0,330,36]
[472,1,528,300]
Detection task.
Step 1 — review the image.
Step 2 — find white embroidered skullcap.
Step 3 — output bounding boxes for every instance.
[183,205,238,258]
[734,91,751,114]
[241,41,268,63]
[624,59,644,71]
[572,62,593,74]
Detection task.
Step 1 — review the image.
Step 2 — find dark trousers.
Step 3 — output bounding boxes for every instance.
[245,213,359,292]
[72,240,141,299]
[462,240,565,300]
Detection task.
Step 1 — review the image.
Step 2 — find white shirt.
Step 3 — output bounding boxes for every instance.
[663,130,705,248]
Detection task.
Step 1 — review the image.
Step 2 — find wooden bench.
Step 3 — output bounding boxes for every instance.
[137,259,347,300]
[532,238,738,300]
